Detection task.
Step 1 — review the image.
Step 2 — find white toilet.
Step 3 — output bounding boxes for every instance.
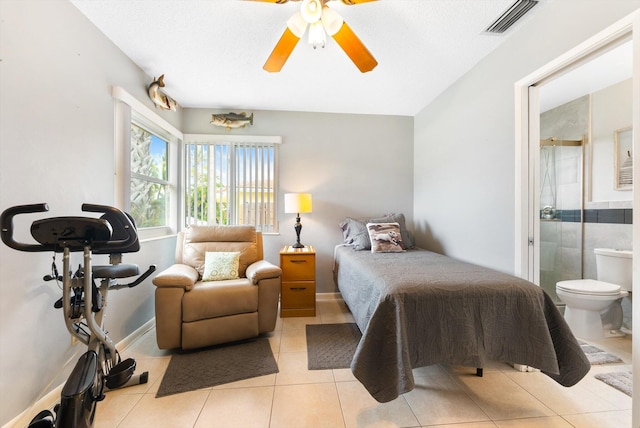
[556,248,632,340]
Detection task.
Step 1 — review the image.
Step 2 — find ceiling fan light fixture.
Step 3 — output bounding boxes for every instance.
[300,0,323,23]
[320,6,343,36]
[308,21,326,48]
[287,12,308,38]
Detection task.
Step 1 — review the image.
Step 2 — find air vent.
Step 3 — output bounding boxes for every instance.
[484,0,539,34]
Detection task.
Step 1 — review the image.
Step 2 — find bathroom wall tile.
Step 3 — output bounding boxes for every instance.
[622,296,632,330]
[609,200,633,209]
[557,210,575,222]
[560,223,579,248]
[585,201,609,209]
[584,209,598,223]
[540,221,561,242]
[583,223,632,256]
[597,209,625,224]
[557,154,579,185]
[584,223,631,246]
[559,247,582,280]
[559,182,581,209]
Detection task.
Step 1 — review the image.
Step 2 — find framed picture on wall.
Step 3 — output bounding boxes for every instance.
[614,126,632,190]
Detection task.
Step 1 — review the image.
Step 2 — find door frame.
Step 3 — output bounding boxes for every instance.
[514,10,640,426]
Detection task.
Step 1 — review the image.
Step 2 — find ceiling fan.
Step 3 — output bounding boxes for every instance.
[249,0,378,73]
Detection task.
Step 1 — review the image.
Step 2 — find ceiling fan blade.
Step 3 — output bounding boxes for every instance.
[263,27,301,72]
[330,20,377,72]
[339,0,378,4]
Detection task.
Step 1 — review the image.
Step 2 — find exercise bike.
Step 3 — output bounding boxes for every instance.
[1,203,156,428]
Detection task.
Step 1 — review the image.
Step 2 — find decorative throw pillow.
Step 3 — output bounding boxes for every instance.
[380,213,415,249]
[368,213,414,249]
[366,222,405,253]
[202,251,240,281]
[339,217,370,250]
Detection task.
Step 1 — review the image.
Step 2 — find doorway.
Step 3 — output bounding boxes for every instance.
[514,10,639,427]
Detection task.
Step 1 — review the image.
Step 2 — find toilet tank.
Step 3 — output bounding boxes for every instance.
[594,248,633,291]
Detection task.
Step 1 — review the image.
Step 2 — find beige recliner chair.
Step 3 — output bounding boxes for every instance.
[152,225,282,350]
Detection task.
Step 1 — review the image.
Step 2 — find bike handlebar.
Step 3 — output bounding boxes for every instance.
[1,203,139,253]
[81,203,138,253]
[1,203,52,252]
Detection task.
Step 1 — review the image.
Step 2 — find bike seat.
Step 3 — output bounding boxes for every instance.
[92,264,140,279]
[30,217,112,252]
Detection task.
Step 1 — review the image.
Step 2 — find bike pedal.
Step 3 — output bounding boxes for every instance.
[27,409,55,428]
[105,358,136,389]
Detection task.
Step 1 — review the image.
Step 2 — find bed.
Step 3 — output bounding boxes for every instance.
[333,230,591,402]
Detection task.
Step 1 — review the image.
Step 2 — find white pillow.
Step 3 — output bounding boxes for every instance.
[202,251,240,281]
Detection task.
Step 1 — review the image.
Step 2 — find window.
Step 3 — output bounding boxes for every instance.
[184,135,280,233]
[113,86,182,238]
[130,122,170,228]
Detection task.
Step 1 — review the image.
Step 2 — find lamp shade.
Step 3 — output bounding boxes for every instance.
[284,193,312,214]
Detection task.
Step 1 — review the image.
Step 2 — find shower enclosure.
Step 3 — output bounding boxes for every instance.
[539,136,585,302]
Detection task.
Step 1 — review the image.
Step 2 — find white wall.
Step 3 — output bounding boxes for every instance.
[413,0,640,274]
[591,79,634,202]
[183,109,414,294]
[0,1,414,424]
[0,1,180,425]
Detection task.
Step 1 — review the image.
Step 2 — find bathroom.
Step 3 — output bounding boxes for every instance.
[538,50,633,336]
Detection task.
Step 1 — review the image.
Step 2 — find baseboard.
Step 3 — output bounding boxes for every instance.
[317,291,342,299]
[3,318,156,428]
[117,318,156,352]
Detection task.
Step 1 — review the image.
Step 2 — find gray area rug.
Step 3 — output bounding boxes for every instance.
[156,338,278,397]
[595,371,633,396]
[579,342,624,365]
[306,323,362,370]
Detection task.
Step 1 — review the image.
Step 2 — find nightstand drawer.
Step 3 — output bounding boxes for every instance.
[281,281,316,308]
[281,254,315,281]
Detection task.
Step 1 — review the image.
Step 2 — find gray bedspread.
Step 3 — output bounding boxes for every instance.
[334,246,590,403]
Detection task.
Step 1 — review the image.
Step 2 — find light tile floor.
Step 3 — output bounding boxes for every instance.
[83,295,633,427]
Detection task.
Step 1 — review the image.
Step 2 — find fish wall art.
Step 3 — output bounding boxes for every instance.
[210,112,254,131]
[147,74,177,111]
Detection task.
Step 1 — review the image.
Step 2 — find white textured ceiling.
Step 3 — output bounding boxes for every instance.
[70,0,543,116]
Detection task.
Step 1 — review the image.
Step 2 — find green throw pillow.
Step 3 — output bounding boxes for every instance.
[202,251,240,281]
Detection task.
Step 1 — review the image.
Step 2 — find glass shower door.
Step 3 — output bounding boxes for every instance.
[538,137,584,303]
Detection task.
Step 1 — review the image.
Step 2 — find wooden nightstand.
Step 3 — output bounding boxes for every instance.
[279,245,316,317]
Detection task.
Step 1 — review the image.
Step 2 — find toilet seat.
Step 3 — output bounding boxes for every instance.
[556,279,622,297]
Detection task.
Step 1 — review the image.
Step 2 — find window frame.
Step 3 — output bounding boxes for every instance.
[113,86,182,239]
[183,134,281,234]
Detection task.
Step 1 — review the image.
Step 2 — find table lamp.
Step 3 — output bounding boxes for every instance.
[284,193,312,248]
